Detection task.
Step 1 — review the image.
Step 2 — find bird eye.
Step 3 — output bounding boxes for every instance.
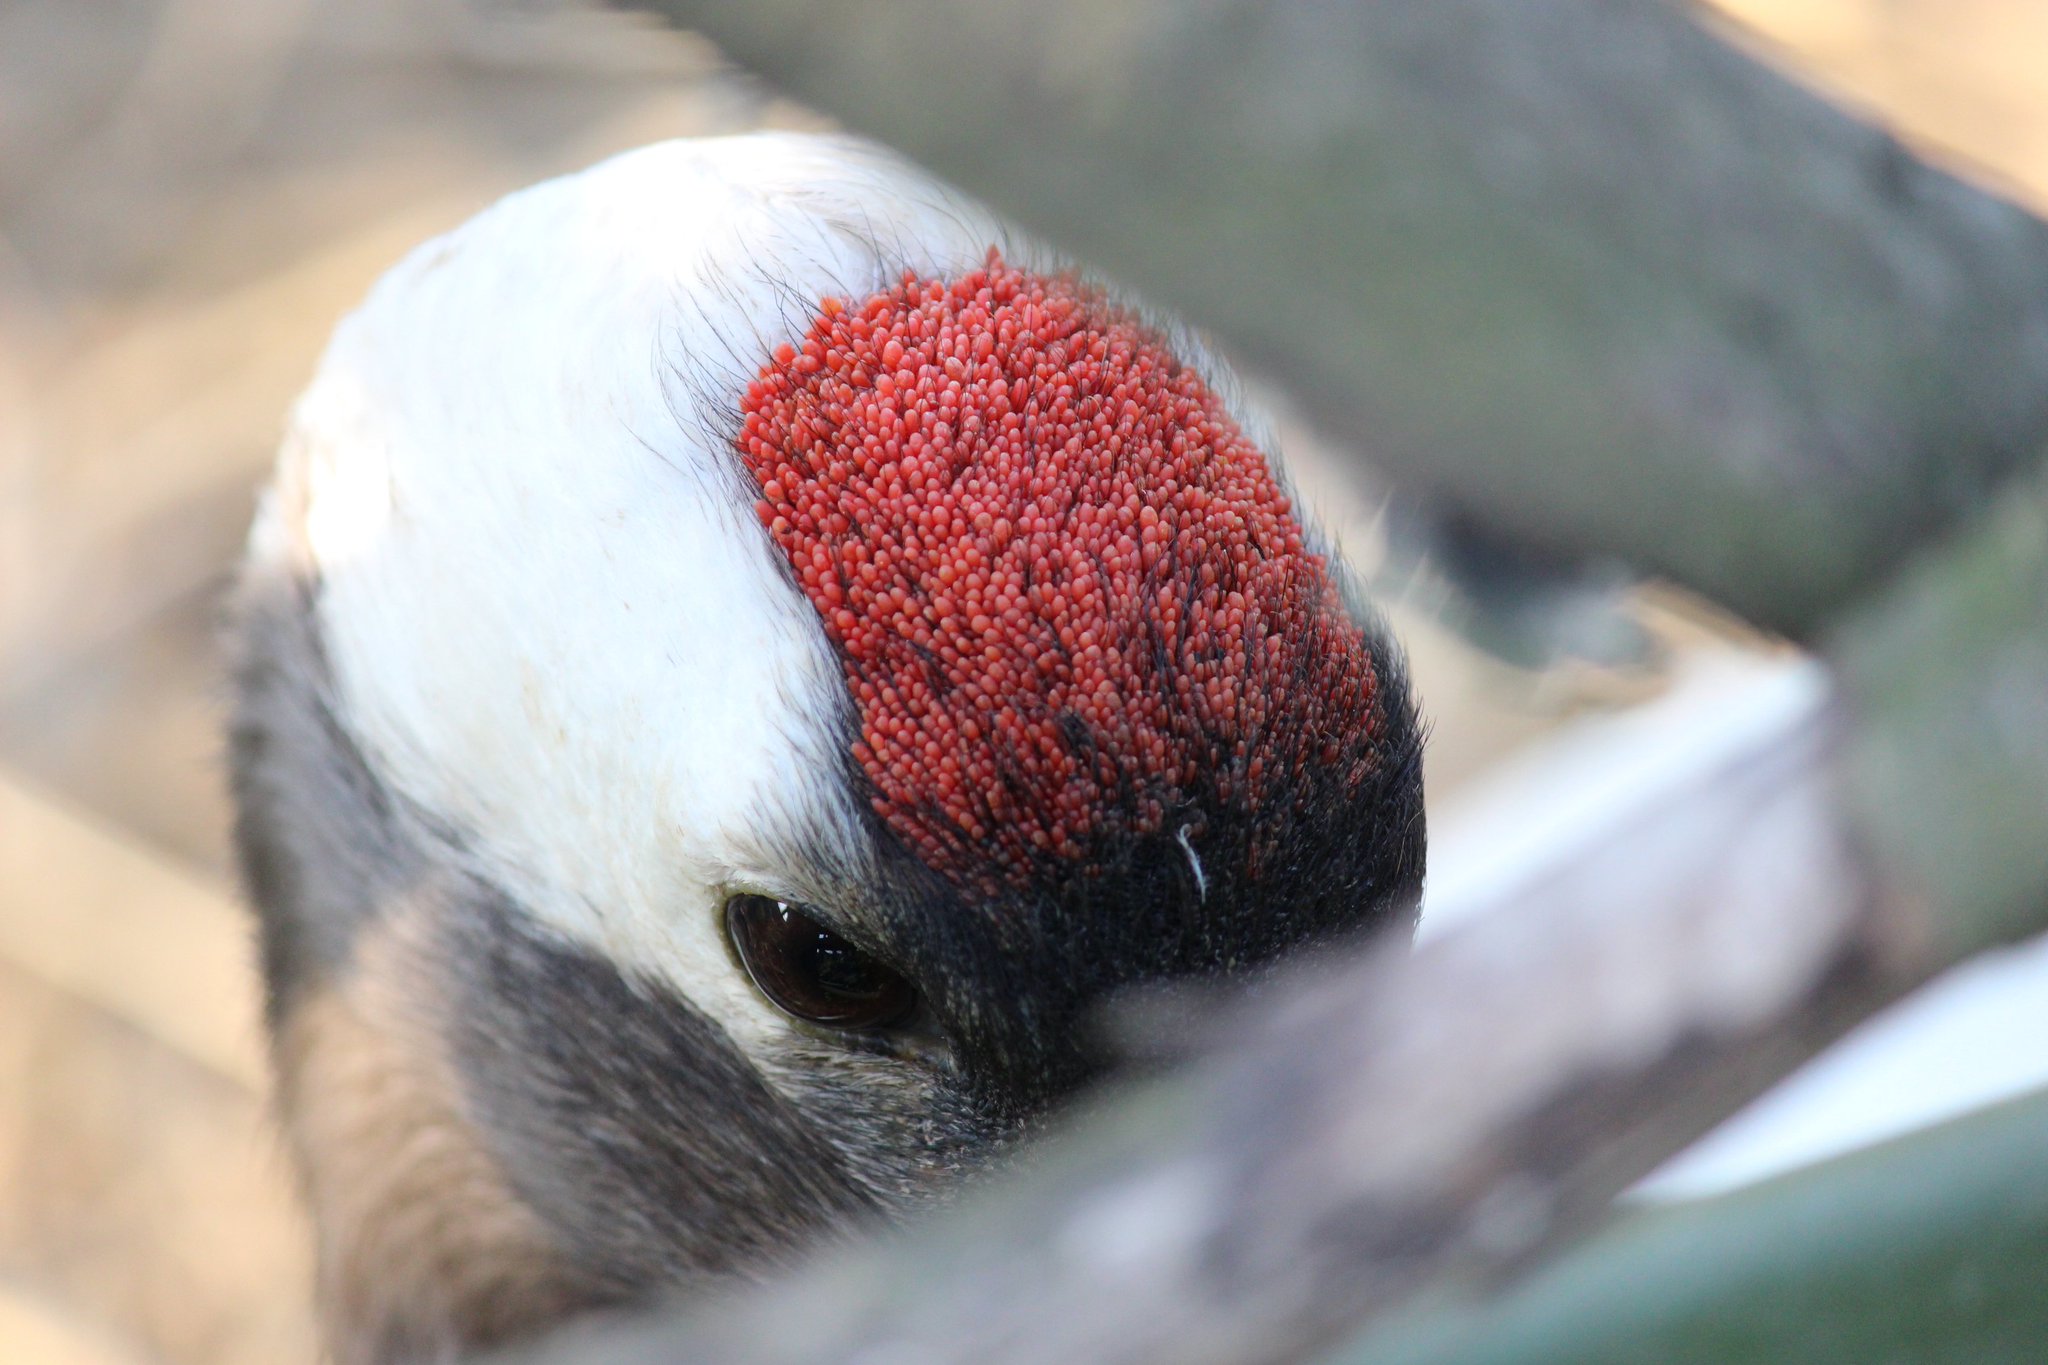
[724,894,918,1030]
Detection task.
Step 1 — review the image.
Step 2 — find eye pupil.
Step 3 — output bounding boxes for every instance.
[806,936,878,997]
[726,895,917,1030]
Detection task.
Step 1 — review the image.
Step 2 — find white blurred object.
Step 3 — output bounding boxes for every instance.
[1422,649,2048,1201]
[1636,932,2048,1200]
[1422,648,1830,940]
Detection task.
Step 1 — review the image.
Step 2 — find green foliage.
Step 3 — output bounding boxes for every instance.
[1330,1086,2048,1365]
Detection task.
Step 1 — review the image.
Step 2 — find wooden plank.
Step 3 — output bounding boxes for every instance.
[0,773,260,1089]
[0,963,314,1365]
[0,774,312,1365]
[0,1280,152,1365]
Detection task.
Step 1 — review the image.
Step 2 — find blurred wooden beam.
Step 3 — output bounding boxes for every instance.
[630,0,2048,635]
[1330,1083,2048,1365]
[0,1280,151,1365]
[0,772,314,1365]
[0,774,261,1087]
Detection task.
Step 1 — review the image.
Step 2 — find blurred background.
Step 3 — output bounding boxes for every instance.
[0,1,2044,1360]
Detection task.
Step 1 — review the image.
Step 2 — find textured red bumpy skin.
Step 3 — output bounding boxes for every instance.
[739,254,1384,896]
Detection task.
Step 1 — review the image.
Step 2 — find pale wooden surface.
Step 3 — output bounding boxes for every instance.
[0,2,2041,1362]
[0,777,309,1365]
[0,1281,149,1365]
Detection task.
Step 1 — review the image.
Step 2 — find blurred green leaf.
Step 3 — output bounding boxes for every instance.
[1327,1085,2048,1365]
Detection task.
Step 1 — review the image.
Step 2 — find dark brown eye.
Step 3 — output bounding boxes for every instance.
[725,894,917,1030]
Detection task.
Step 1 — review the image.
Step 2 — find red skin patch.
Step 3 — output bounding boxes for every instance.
[739,255,1383,896]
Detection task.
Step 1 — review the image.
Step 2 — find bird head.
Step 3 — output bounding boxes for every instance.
[229,133,1423,1362]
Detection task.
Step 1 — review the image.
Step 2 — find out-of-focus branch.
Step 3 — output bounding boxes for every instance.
[623,0,2048,636]
[1331,1083,2048,1365]
[4,0,320,296]
[1835,483,2048,958]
